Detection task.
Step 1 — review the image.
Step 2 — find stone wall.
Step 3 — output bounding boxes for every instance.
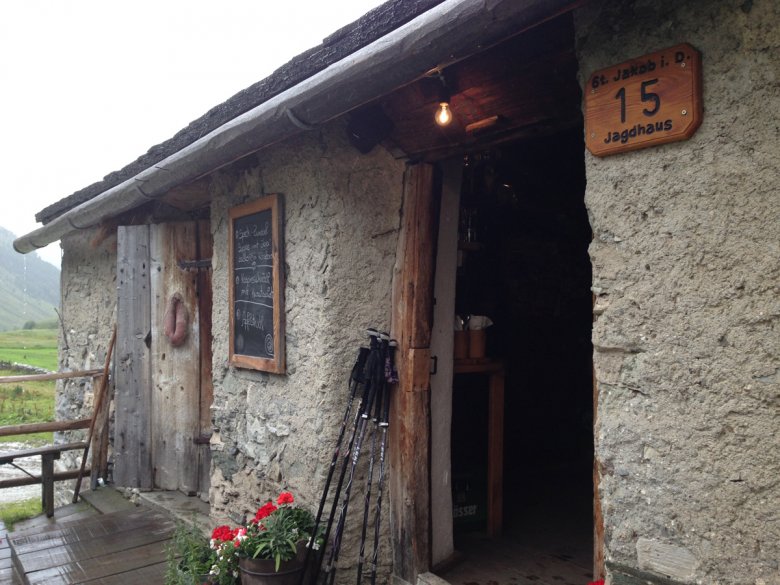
[208,120,405,578]
[56,230,117,467]
[576,1,780,583]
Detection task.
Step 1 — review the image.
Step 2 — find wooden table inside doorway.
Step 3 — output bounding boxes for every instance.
[453,358,505,538]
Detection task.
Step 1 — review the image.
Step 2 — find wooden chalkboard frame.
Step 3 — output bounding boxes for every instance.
[228,194,285,373]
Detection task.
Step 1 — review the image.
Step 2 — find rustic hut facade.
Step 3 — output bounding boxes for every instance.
[14,0,779,583]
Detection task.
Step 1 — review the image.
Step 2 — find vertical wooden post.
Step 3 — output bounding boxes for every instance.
[197,220,214,499]
[114,226,154,489]
[42,453,58,518]
[390,163,437,584]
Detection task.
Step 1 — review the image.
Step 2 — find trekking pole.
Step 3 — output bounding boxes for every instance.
[316,329,381,585]
[355,333,389,584]
[301,345,369,585]
[369,338,397,585]
[322,332,385,585]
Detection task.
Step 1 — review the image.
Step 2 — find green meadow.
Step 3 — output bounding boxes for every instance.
[0,328,58,371]
[0,327,58,443]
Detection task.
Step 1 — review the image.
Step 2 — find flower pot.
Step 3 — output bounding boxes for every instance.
[468,329,486,358]
[239,542,308,585]
[238,556,304,585]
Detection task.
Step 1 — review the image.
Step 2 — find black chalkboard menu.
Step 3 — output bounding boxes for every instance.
[228,195,285,373]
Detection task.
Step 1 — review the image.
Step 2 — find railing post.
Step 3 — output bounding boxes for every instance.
[41,452,59,518]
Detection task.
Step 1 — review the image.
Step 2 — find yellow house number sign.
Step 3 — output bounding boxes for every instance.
[585,43,702,156]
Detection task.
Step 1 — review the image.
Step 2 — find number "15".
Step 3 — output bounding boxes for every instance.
[615,78,660,123]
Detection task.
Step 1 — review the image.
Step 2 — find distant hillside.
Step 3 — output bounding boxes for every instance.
[0,227,60,331]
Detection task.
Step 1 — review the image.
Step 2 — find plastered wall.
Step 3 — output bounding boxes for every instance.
[56,229,117,470]
[576,1,779,583]
[208,120,405,579]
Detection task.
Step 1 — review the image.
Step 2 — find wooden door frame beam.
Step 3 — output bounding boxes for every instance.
[389,163,438,584]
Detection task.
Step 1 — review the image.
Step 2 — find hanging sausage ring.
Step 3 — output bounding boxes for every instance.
[163,292,189,346]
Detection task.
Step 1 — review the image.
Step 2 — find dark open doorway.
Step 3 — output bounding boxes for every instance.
[441,127,594,583]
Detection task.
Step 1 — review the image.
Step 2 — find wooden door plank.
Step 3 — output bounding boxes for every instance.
[24,541,169,585]
[150,222,201,493]
[389,163,437,583]
[197,219,214,499]
[114,226,153,488]
[429,159,461,566]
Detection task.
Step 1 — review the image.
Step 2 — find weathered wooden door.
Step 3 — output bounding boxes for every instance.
[114,221,213,498]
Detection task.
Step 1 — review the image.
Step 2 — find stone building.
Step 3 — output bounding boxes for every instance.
[14,0,779,583]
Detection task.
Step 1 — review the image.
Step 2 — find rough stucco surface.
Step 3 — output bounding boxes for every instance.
[576,1,779,583]
[208,120,404,580]
[56,230,117,470]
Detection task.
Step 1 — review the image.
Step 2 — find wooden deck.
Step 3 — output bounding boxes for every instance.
[9,507,175,584]
[1,489,210,585]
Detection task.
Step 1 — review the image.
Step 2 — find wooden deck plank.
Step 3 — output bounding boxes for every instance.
[10,507,151,540]
[9,503,97,536]
[8,491,212,584]
[14,514,173,558]
[11,511,170,556]
[16,518,174,570]
[82,560,169,584]
[24,540,169,585]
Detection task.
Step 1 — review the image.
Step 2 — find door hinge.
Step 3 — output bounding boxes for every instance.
[193,433,213,445]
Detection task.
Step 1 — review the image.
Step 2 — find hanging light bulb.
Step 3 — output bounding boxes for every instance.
[435,101,453,126]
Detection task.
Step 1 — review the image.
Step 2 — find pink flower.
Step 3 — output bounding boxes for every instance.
[277,491,294,505]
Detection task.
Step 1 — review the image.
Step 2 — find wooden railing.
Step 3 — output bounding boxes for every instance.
[0,368,109,517]
[0,368,102,384]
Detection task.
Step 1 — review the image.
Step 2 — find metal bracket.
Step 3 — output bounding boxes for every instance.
[177,259,212,271]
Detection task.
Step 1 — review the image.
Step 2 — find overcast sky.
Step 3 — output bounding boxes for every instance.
[0,0,385,267]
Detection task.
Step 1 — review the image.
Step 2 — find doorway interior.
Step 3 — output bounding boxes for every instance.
[436,127,594,584]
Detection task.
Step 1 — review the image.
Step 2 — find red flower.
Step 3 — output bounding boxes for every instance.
[588,581,605,585]
[277,491,294,505]
[253,501,278,523]
[211,525,237,542]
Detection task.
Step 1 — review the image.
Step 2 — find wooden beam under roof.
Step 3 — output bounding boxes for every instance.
[377,14,582,159]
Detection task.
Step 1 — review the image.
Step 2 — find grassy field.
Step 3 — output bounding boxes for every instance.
[0,328,58,371]
[0,370,56,443]
[0,498,42,531]
[0,328,59,525]
[0,328,58,443]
